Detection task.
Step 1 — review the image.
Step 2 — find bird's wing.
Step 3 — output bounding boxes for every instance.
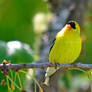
[49,38,56,53]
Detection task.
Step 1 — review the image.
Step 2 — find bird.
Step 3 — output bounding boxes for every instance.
[44,21,82,85]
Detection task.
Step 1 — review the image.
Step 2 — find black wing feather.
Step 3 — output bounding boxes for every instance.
[49,38,56,53]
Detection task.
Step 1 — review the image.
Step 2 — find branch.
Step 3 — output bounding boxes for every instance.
[0,62,92,72]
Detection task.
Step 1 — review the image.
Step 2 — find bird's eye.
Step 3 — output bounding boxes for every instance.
[67,21,76,29]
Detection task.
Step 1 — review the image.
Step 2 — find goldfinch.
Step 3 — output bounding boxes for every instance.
[45,21,82,85]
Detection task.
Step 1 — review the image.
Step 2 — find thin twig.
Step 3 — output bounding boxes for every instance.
[0,62,92,72]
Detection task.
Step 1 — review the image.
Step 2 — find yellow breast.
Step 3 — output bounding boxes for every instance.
[49,32,81,64]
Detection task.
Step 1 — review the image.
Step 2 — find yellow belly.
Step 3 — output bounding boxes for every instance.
[49,37,81,64]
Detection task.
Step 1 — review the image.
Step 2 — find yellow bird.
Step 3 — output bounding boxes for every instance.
[45,21,82,85]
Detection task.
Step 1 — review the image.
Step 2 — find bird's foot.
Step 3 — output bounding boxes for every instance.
[54,63,60,69]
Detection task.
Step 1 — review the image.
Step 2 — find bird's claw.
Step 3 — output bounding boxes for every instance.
[54,63,60,69]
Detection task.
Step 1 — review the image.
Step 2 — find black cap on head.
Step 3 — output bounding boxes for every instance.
[67,21,76,29]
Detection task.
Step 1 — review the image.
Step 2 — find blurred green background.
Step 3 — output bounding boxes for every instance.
[0,0,50,63]
[0,0,92,92]
[0,0,50,92]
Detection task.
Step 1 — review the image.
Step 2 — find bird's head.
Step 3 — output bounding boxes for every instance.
[65,21,80,34]
[56,21,80,38]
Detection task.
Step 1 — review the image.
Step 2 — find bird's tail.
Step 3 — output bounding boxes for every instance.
[44,67,60,85]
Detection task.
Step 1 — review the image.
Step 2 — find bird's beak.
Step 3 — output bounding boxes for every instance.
[66,24,71,30]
